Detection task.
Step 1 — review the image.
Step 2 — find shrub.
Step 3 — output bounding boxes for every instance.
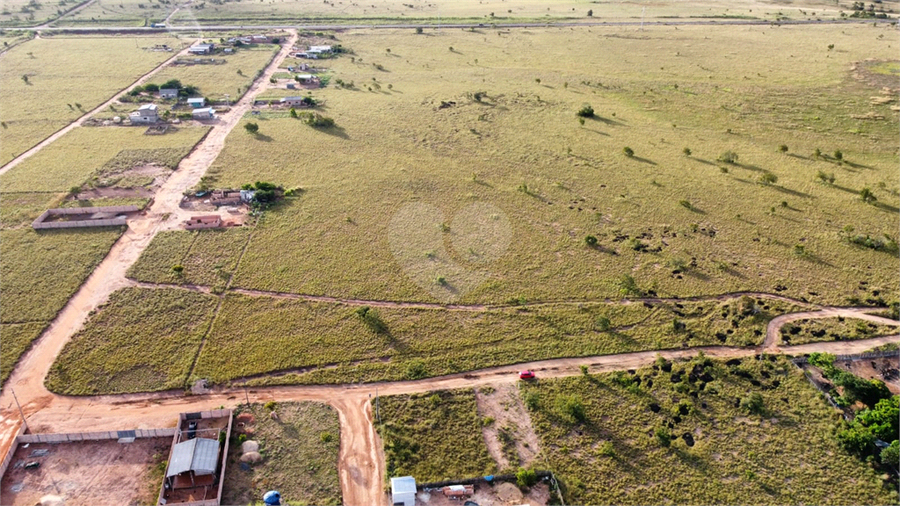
[320,432,334,443]
[557,394,586,423]
[833,149,843,161]
[679,199,692,209]
[816,170,836,184]
[758,172,778,185]
[860,187,877,204]
[171,264,184,273]
[779,144,788,153]
[244,122,259,134]
[405,360,428,380]
[584,235,598,247]
[301,112,335,129]
[587,9,593,16]
[813,148,822,158]
[580,365,589,376]
[740,392,765,414]
[576,104,594,118]
[595,316,611,331]
[881,440,899,467]
[617,274,641,297]
[682,147,691,156]
[264,400,277,411]
[289,107,298,118]
[523,391,540,410]
[356,306,388,334]
[718,151,738,163]
[655,427,672,447]
[623,146,634,157]
[516,467,538,488]
[415,26,423,34]
[837,421,876,456]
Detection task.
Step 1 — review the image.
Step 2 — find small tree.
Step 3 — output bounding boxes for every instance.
[682,147,691,156]
[244,122,259,135]
[718,150,738,164]
[21,74,28,83]
[655,427,672,447]
[415,26,423,34]
[595,316,611,331]
[516,467,538,488]
[778,144,788,153]
[740,392,765,414]
[584,235,598,247]
[860,187,877,204]
[813,147,822,159]
[289,107,298,118]
[833,149,843,161]
[758,172,778,185]
[587,9,593,16]
[576,104,594,118]
[623,146,634,157]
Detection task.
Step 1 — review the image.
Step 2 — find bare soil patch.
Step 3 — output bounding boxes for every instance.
[836,355,900,394]
[0,438,170,506]
[474,383,541,472]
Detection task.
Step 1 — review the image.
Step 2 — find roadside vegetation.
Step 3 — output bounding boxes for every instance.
[0,322,45,385]
[376,389,496,482]
[0,35,180,161]
[522,355,897,505]
[149,45,279,102]
[45,287,218,395]
[222,402,341,506]
[780,317,899,345]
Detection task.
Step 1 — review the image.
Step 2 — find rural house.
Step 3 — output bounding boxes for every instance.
[279,96,310,107]
[130,103,159,124]
[184,215,222,230]
[189,43,214,55]
[187,97,207,108]
[191,107,216,120]
[159,88,178,99]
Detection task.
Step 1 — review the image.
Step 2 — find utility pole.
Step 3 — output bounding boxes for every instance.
[375,387,380,424]
[11,389,28,432]
[640,7,646,31]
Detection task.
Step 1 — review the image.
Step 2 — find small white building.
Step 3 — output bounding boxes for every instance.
[129,103,159,124]
[187,97,207,108]
[294,74,316,83]
[191,107,216,120]
[390,476,416,506]
[279,96,308,107]
[159,88,178,99]
[309,45,332,53]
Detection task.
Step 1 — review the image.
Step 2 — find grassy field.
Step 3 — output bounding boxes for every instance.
[0,227,124,323]
[0,192,62,228]
[127,228,252,290]
[222,402,341,505]
[167,0,848,25]
[187,293,796,387]
[376,389,496,482]
[780,317,900,345]
[149,45,279,102]
[59,0,175,26]
[0,35,185,161]
[522,355,897,505]
[44,287,218,394]
[0,0,83,26]
[200,24,897,308]
[0,125,209,192]
[0,322,45,385]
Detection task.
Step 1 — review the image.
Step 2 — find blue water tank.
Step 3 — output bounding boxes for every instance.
[263,490,282,505]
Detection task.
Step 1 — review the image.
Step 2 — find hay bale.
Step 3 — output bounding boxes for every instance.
[241,440,259,453]
[240,451,262,463]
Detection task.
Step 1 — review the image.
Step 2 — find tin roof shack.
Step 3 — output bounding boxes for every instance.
[391,476,416,506]
[441,484,474,499]
[187,97,207,108]
[192,107,216,120]
[158,410,232,506]
[189,43,215,55]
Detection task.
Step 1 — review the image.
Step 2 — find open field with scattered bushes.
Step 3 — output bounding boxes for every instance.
[780,317,899,345]
[203,24,897,308]
[127,228,251,290]
[149,45,279,102]
[222,402,341,505]
[190,294,797,387]
[45,287,218,395]
[522,355,897,505]
[0,35,183,161]
[168,0,848,26]
[376,389,495,482]
[0,125,209,192]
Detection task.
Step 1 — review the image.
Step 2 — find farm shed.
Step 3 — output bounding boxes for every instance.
[166,438,220,487]
[160,88,178,99]
[191,107,216,120]
[308,45,332,53]
[391,476,416,506]
[187,97,207,108]
[189,43,214,55]
[130,103,159,124]
[184,215,222,230]
[294,74,316,83]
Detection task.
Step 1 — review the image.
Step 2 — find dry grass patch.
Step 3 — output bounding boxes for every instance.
[522,355,897,505]
[0,192,62,228]
[0,322,45,386]
[377,389,496,482]
[45,287,218,394]
[222,402,341,505]
[0,227,123,323]
[150,46,279,101]
[0,35,183,161]
[0,125,210,192]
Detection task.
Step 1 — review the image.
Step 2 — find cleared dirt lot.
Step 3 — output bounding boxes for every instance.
[0,438,169,506]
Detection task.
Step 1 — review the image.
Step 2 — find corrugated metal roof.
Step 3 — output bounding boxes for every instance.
[166,438,219,478]
[391,476,416,494]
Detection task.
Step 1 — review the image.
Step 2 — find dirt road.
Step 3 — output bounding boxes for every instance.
[0,40,196,176]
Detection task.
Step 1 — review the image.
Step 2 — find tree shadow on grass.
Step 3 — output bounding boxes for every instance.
[690,157,718,166]
[630,156,657,166]
[314,126,350,140]
[874,201,900,214]
[594,115,626,127]
[253,133,274,142]
[768,185,811,199]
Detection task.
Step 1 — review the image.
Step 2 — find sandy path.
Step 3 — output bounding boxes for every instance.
[764,307,900,350]
[0,40,198,176]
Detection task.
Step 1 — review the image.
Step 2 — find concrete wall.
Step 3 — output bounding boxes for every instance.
[0,423,27,480]
[31,205,139,230]
[16,427,176,444]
